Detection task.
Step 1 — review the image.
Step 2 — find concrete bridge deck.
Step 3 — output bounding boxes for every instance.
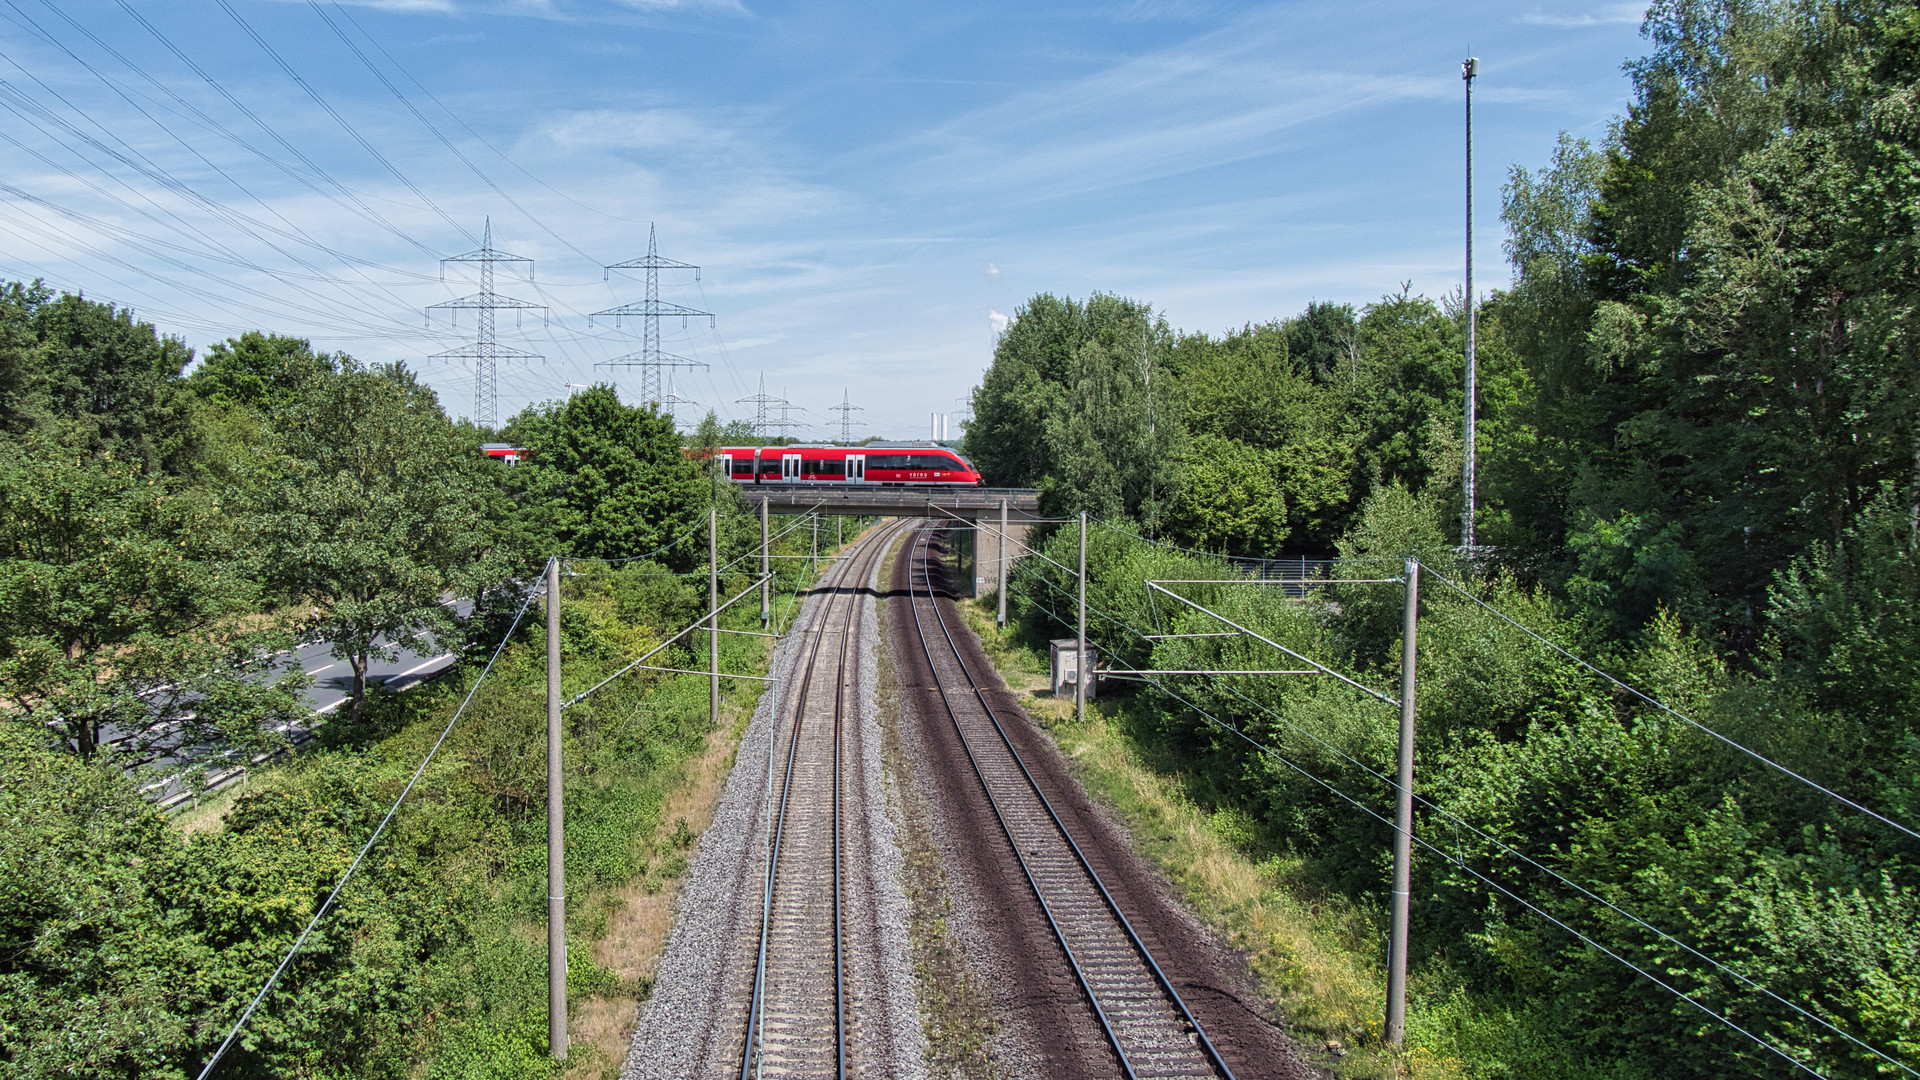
[737,485,1042,521]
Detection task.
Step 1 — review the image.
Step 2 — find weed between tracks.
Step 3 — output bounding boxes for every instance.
[883,531,1001,1078]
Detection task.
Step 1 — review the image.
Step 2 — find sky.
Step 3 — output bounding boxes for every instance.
[0,0,1652,439]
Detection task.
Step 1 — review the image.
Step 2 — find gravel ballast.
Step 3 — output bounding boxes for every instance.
[621,525,925,1080]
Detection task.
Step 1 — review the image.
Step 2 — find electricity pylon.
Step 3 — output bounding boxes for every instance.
[736,373,802,439]
[827,387,865,444]
[663,372,698,427]
[592,224,713,409]
[428,218,544,428]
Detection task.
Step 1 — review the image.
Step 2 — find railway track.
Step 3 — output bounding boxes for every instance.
[904,523,1236,1080]
[739,517,914,1079]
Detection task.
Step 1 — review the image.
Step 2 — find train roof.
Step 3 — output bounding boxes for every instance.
[720,442,966,453]
[718,442,977,469]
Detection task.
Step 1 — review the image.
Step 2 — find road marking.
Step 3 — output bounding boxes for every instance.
[309,662,341,674]
[388,653,454,680]
[316,698,348,714]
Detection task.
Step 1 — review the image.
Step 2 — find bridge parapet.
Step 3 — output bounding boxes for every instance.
[738,485,1041,521]
[737,486,1040,598]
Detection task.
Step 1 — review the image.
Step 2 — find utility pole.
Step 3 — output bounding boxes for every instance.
[997,497,1009,627]
[1461,57,1479,552]
[428,218,544,429]
[710,508,720,727]
[592,224,713,409]
[1077,511,1088,725]
[545,557,567,1061]
[1385,557,1420,1047]
[760,498,771,626]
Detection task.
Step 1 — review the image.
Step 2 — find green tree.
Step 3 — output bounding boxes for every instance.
[1162,434,1289,555]
[0,436,300,760]
[966,292,1177,500]
[503,385,710,565]
[0,286,197,473]
[253,360,497,727]
[186,331,338,413]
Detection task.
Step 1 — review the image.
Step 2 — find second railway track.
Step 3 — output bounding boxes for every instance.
[902,524,1235,1080]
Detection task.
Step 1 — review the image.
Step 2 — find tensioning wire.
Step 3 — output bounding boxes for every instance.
[1419,562,1920,844]
[1027,581,1915,1076]
[195,566,546,1080]
[1009,587,1832,1080]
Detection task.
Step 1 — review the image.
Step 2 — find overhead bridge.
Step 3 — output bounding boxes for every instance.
[739,486,1041,599]
[738,485,1041,522]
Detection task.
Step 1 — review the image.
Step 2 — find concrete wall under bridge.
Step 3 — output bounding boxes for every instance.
[738,485,1040,600]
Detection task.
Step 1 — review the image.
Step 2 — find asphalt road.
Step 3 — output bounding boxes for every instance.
[270,633,460,719]
[145,609,468,810]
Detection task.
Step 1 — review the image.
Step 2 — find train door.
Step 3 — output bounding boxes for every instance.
[846,454,866,482]
[716,453,731,481]
[783,453,801,481]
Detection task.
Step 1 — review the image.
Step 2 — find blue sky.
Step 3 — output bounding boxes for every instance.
[0,0,1649,438]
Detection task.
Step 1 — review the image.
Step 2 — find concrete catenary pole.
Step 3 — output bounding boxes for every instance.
[760,498,771,626]
[710,507,721,726]
[997,497,1009,627]
[1462,56,1479,552]
[1077,510,1088,725]
[1385,557,1420,1047]
[545,557,567,1060]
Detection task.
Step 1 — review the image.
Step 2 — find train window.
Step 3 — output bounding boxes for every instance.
[814,460,845,476]
[866,454,910,469]
[907,455,956,470]
[759,459,783,476]
[730,459,754,474]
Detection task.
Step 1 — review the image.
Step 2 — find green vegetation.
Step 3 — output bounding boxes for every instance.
[966,3,1920,1076]
[0,282,819,1075]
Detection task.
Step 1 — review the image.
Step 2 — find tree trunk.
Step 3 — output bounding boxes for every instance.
[349,652,369,727]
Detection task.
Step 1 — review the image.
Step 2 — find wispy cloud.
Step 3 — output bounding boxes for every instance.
[1521,3,1646,28]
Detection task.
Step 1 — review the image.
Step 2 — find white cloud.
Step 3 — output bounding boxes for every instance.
[985,262,1000,281]
[1521,3,1646,28]
[988,309,1010,335]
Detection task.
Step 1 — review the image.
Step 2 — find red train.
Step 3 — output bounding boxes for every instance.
[718,443,983,486]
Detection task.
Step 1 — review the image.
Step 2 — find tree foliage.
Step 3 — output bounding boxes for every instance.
[250,360,498,728]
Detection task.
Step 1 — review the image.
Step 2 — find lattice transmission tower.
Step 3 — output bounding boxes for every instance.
[592,224,714,409]
[427,219,544,428]
[736,373,802,439]
[827,387,865,444]
[663,372,699,427]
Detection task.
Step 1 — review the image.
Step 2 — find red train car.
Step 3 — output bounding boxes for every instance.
[717,443,982,486]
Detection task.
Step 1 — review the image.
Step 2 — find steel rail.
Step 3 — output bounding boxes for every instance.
[906,525,1237,1080]
[739,518,905,1080]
